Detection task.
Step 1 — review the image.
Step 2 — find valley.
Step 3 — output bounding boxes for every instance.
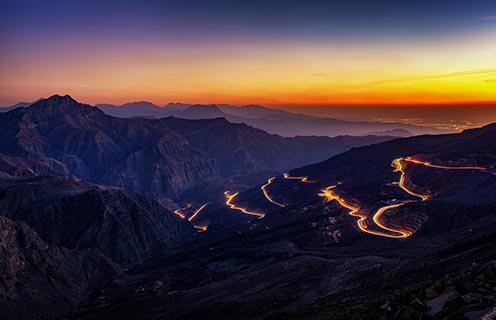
[215,156,490,239]
[0,96,495,320]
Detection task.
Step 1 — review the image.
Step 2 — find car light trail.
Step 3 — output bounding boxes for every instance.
[193,225,208,232]
[224,191,265,218]
[173,208,186,219]
[319,157,487,238]
[188,202,209,221]
[283,173,315,183]
[392,158,430,201]
[319,185,409,238]
[371,202,413,238]
[174,203,210,232]
[404,157,487,170]
[261,177,286,207]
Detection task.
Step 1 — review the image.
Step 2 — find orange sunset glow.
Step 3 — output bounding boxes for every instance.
[1,30,496,106]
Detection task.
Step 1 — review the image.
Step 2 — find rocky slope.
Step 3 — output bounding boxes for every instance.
[0,216,120,320]
[285,123,496,236]
[70,210,496,320]
[0,176,195,264]
[65,123,496,320]
[154,116,395,178]
[0,94,395,201]
[374,260,496,320]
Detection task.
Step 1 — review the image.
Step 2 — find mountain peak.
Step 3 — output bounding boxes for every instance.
[119,101,160,109]
[27,94,103,116]
[45,94,78,106]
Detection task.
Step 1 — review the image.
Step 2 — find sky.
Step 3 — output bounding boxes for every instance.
[0,0,496,108]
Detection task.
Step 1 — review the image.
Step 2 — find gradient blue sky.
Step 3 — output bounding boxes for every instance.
[2,0,495,41]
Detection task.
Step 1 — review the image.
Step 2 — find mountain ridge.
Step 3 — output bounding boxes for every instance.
[0,94,396,203]
[3,96,449,137]
[0,175,195,264]
[0,216,121,319]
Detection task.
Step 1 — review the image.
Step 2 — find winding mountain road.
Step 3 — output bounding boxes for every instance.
[283,173,315,183]
[224,191,266,218]
[320,157,487,238]
[174,203,210,231]
[222,156,487,237]
[261,177,286,207]
[188,203,209,222]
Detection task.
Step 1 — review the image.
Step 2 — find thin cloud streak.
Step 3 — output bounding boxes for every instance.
[356,68,496,87]
[480,15,496,20]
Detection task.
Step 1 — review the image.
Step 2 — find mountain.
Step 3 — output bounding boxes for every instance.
[233,122,496,239]
[5,98,449,137]
[72,123,496,320]
[1,95,495,320]
[0,176,195,264]
[96,101,166,119]
[175,104,226,119]
[367,128,412,137]
[0,102,32,113]
[225,105,432,137]
[95,100,446,137]
[201,104,449,137]
[171,103,445,137]
[164,102,191,112]
[152,117,395,178]
[0,216,120,320]
[0,94,394,203]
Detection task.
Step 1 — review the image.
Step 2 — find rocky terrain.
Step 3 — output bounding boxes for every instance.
[69,209,496,320]
[376,260,496,319]
[0,176,195,264]
[0,216,120,319]
[0,95,394,203]
[63,122,496,320]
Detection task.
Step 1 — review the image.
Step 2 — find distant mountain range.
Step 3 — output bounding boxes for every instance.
[0,95,395,204]
[1,99,451,137]
[96,101,449,137]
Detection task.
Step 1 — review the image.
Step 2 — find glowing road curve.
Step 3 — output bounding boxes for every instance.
[319,157,487,238]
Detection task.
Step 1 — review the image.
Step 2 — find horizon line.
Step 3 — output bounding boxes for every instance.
[2,95,496,109]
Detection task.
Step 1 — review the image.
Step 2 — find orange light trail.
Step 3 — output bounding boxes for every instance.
[173,208,186,219]
[174,203,210,232]
[319,157,487,238]
[188,202,209,222]
[224,191,265,218]
[319,185,409,238]
[392,158,430,201]
[261,177,286,207]
[404,157,487,171]
[371,202,413,238]
[283,173,315,183]
[193,225,208,232]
